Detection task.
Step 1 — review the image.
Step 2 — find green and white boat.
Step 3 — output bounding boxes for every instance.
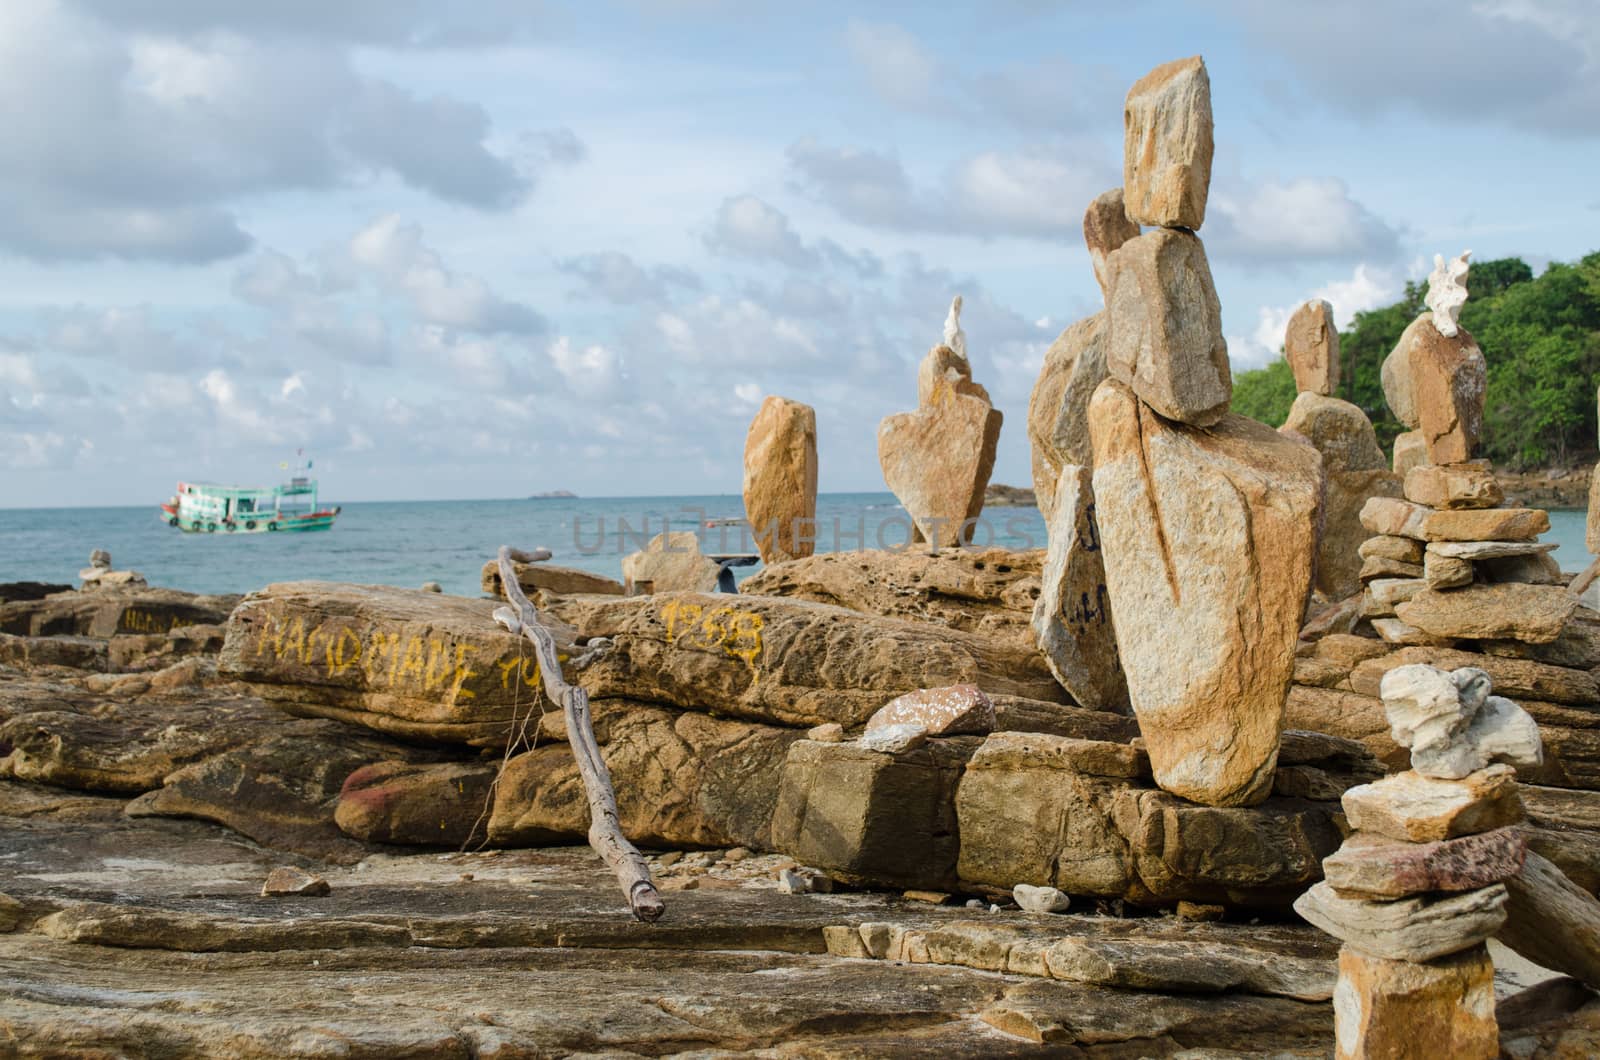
[159,473,340,534]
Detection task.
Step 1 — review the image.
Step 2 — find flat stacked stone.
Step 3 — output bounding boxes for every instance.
[1294,663,1541,1059]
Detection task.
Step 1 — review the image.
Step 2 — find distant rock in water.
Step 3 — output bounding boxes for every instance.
[528,490,578,499]
[983,483,1035,508]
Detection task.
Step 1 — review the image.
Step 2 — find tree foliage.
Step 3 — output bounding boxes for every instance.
[1231,253,1600,468]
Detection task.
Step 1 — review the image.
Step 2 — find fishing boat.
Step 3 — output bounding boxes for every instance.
[159,471,340,534]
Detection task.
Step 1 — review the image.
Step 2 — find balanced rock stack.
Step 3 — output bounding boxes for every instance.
[878,296,1003,548]
[1383,251,1486,476]
[1085,56,1322,806]
[1295,663,1542,1059]
[1278,300,1401,600]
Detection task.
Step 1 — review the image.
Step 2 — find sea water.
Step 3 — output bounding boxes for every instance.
[0,495,1591,598]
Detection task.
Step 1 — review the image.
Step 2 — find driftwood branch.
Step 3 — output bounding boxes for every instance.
[492,545,664,922]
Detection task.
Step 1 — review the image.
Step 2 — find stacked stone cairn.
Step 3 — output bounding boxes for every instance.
[877,296,1003,548]
[1077,56,1321,806]
[1295,663,1542,1058]
[1278,300,1402,600]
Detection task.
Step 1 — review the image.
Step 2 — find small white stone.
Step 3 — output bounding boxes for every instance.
[859,723,928,754]
[1012,883,1071,914]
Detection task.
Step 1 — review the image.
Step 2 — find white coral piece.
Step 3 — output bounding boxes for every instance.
[942,294,967,361]
[1425,250,1472,338]
[1379,662,1542,778]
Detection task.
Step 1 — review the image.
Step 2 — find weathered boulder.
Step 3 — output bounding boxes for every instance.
[1404,462,1502,510]
[126,718,436,862]
[490,701,801,851]
[740,547,1042,641]
[482,559,624,598]
[1284,299,1340,396]
[1331,945,1497,1059]
[1281,393,1385,472]
[335,760,497,847]
[742,395,818,564]
[866,685,994,737]
[622,531,722,594]
[1090,380,1321,805]
[953,731,1343,908]
[0,694,280,796]
[1395,583,1577,644]
[1381,313,1487,464]
[1083,189,1140,301]
[1121,55,1212,229]
[879,349,1003,548]
[770,736,981,889]
[1293,881,1506,962]
[1030,464,1126,711]
[0,586,239,639]
[0,632,108,672]
[543,591,1069,729]
[1103,229,1231,426]
[1026,312,1108,515]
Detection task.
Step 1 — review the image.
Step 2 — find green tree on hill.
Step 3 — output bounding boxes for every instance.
[1231,253,1600,468]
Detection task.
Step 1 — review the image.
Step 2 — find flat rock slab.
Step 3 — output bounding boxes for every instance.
[1428,539,1559,559]
[1293,880,1507,962]
[1342,765,1523,843]
[1396,583,1578,644]
[1322,827,1526,900]
[1349,644,1599,706]
[1360,496,1550,541]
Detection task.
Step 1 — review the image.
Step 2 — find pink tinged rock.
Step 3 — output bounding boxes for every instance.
[1088,379,1321,806]
[1121,56,1213,229]
[865,684,994,737]
[1083,188,1140,302]
[742,395,819,564]
[1104,228,1232,426]
[1285,299,1340,396]
[1322,827,1527,900]
[1030,464,1128,712]
[261,866,330,897]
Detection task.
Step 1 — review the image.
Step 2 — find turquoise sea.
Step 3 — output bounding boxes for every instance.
[1,494,1591,599]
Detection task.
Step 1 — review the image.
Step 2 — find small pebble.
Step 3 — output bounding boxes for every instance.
[262,866,330,897]
[1012,883,1070,914]
[724,847,751,863]
[656,851,683,868]
[458,873,475,883]
[965,898,984,909]
[807,722,845,743]
[901,889,950,905]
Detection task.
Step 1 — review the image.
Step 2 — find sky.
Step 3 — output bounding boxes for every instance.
[3,0,1598,507]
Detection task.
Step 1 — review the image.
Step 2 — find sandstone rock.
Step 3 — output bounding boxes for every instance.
[1396,583,1577,644]
[1427,539,1558,560]
[1371,617,1452,647]
[1294,880,1506,961]
[1121,56,1212,229]
[542,590,1068,729]
[261,866,330,897]
[1498,849,1600,993]
[1090,380,1320,805]
[770,736,981,890]
[1030,464,1127,711]
[488,701,801,851]
[1322,827,1526,900]
[1362,577,1426,618]
[1361,557,1423,583]
[1341,766,1523,843]
[1313,634,1391,669]
[1360,535,1424,564]
[1404,463,1502,510]
[1104,229,1231,426]
[622,531,722,594]
[334,760,497,847]
[740,547,1042,640]
[1281,393,1385,471]
[866,684,994,737]
[0,585,239,639]
[807,722,843,743]
[1482,550,1563,585]
[859,723,928,754]
[879,367,1003,548]
[482,559,624,598]
[1012,884,1070,914]
[1331,944,1496,1060]
[1384,313,1487,464]
[1083,189,1140,300]
[1359,496,1550,542]
[1026,312,1109,515]
[1422,551,1473,589]
[126,718,435,862]
[1284,299,1340,396]
[1590,465,1600,553]
[1392,430,1430,476]
[742,395,818,564]
[1323,468,1404,599]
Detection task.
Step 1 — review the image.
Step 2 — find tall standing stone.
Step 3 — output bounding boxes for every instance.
[1027,312,1109,517]
[1333,945,1497,1060]
[1030,464,1127,712]
[1122,56,1213,229]
[1089,379,1321,806]
[1083,188,1140,301]
[742,396,818,564]
[1104,228,1232,426]
[1285,299,1340,396]
[1383,314,1487,465]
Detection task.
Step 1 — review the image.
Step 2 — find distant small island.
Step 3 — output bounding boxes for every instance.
[528,490,578,499]
[983,483,1036,508]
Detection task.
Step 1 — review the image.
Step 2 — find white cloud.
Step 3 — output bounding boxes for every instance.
[1208,177,1402,264]
[705,195,816,267]
[843,21,939,110]
[1231,262,1404,369]
[348,214,545,333]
